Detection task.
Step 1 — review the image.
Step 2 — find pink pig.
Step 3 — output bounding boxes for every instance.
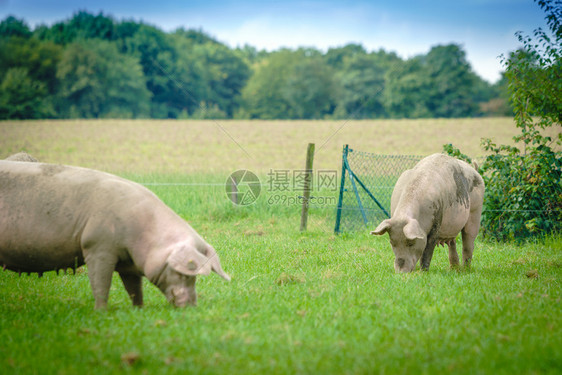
[0,161,230,309]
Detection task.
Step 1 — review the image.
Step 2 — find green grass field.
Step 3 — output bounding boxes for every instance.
[1,119,561,374]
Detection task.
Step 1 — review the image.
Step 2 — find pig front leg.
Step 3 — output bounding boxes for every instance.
[119,272,143,307]
[420,237,437,271]
[85,252,119,310]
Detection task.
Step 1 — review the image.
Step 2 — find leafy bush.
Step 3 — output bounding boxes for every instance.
[444,0,562,241]
[444,136,561,241]
[480,137,561,241]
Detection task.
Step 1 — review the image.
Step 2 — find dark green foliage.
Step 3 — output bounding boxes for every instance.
[384,57,432,118]
[0,68,53,119]
[34,11,116,44]
[385,44,486,118]
[56,39,151,118]
[333,50,399,119]
[173,27,220,45]
[442,144,473,165]
[0,35,61,118]
[423,45,481,118]
[479,74,513,117]
[479,139,561,241]
[0,11,504,119]
[120,23,179,118]
[325,43,367,69]
[191,42,251,117]
[444,0,562,241]
[0,16,32,38]
[241,49,338,119]
[0,37,62,93]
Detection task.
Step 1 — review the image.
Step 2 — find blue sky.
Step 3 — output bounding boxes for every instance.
[0,0,550,82]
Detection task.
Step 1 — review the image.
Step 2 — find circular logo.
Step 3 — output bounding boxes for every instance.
[225,170,261,206]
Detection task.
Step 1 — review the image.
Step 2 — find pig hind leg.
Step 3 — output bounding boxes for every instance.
[119,272,143,307]
[461,210,481,268]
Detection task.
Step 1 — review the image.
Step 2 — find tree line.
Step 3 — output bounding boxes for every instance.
[0,11,510,120]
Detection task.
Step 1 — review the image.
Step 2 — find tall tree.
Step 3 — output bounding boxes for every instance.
[333,49,400,119]
[240,49,294,119]
[384,57,433,118]
[34,11,116,44]
[385,44,488,118]
[0,37,62,94]
[0,16,32,38]
[0,32,62,118]
[0,67,52,119]
[190,41,251,117]
[56,39,150,118]
[241,48,337,119]
[165,32,209,117]
[423,44,481,117]
[325,44,367,69]
[120,23,179,118]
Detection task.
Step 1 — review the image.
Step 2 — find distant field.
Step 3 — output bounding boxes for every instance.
[1,117,552,174]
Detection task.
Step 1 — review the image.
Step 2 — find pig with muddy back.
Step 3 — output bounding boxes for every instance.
[0,160,230,309]
[371,153,484,272]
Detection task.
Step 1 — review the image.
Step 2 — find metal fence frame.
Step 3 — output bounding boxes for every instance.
[334,145,423,234]
[334,144,561,239]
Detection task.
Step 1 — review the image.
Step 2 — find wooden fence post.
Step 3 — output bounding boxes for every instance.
[300,143,315,231]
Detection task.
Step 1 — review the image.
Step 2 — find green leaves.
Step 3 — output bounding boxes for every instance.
[479,137,561,241]
[445,0,562,242]
[241,49,338,119]
[0,67,52,119]
[56,39,151,118]
[1,10,505,120]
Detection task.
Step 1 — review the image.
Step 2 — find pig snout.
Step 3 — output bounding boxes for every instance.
[169,285,197,307]
[394,256,417,273]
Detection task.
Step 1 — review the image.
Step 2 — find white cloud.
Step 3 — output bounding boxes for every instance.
[211,9,513,83]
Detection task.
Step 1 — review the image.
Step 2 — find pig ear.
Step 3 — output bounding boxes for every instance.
[167,246,212,276]
[205,246,231,281]
[371,219,392,235]
[403,219,425,241]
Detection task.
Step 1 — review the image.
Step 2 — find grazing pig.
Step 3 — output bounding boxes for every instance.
[371,153,484,273]
[0,161,230,309]
[5,152,38,162]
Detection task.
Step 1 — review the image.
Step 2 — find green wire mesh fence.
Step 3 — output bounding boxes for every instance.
[334,145,422,234]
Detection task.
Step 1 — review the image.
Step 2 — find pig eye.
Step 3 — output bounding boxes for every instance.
[406,239,416,247]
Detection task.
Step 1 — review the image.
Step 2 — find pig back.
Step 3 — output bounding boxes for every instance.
[0,161,132,272]
[391,154,483,239]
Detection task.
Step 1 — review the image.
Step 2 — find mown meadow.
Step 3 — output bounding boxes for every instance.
[1,118,561,374]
